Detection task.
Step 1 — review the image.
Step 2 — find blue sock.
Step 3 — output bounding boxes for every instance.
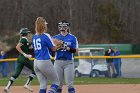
[39,89,46,93]
[49,84,58,92]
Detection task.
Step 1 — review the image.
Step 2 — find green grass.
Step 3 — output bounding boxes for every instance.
[1,77,140,86]
[0,76,39,86]
[74,77,140,84]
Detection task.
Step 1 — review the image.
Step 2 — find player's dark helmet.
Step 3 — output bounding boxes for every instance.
[19,28,31,36]
[58,20,70,32]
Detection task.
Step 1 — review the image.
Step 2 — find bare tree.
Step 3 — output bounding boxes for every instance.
[0,0,140,45]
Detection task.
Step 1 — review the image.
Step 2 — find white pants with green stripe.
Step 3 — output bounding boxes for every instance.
[54,60,75,89]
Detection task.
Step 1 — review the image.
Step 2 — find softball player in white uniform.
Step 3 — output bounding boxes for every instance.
[32,17,62,93]
[53,21,78,93]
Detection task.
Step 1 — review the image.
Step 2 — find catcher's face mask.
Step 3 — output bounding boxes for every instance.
[58,21,70,32]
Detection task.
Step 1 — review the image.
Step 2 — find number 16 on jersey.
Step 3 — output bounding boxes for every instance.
[33,38,42,50]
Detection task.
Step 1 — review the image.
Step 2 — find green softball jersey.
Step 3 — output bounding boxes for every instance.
[17,37,31,64]
[19,37,30,56]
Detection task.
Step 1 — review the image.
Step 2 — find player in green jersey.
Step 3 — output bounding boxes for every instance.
[3,28,36,93]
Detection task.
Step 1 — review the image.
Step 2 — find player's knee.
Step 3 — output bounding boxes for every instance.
[68,87,75,93]
[10,77,16,81]
[29,73,36,78]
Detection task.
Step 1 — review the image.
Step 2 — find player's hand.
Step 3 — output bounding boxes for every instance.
[23,53,32,58]
[66,47,70,51]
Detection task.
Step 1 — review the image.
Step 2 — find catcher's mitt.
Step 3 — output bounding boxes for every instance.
[53,38,63,49]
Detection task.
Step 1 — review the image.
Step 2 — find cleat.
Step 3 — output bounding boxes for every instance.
[24,84,33,92]
[3,88,11,93]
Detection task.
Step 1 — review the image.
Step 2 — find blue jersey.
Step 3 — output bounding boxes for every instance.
[53,33,78,60]
[114,50,121,64]
[32,33,55,60]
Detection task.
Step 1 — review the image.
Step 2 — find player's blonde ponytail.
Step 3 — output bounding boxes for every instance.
[35,17,47,35]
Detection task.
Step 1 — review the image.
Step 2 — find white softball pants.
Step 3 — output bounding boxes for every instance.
[34,59,60,89]
[54,60,75,89]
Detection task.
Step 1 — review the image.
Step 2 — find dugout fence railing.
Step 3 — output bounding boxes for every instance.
[1,55,140,62]
[1,55,140,78]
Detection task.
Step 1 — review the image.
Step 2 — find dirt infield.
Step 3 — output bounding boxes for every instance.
[1,84,140,93]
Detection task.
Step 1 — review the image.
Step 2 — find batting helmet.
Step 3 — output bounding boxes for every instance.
[19,28,31,36]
